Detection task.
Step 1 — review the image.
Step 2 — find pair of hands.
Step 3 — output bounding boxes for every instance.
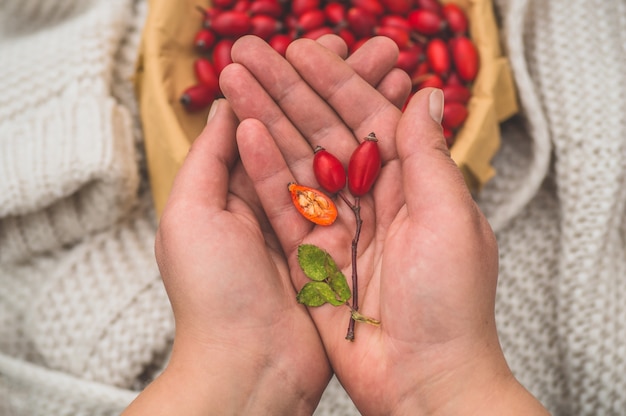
[124,35,548,415]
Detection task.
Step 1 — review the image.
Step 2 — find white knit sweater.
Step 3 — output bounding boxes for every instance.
[1,0,625,414]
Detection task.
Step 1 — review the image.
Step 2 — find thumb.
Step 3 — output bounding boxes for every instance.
[396,88,475,218]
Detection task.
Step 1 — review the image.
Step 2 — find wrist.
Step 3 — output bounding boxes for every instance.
[166,336,319,415]
[124,335,320,416]
[390,340,549,416]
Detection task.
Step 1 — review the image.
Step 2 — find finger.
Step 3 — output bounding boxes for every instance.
[285,37,403,163]
[220,61,318,186]
[315,33,349,59]
[224,36,357,163]
[236,117,356,343]
[376,68,412,110]
[313,35,410,108]
[235,117,314,255]
[396,88,474,218]
[345,36,401,88]
[226,36,403,163]
[163,99,239,215]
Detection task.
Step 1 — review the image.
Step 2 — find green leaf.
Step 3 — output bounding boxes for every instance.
[297,244,339,282]
[297,281,346,307]
[327,269,351,303]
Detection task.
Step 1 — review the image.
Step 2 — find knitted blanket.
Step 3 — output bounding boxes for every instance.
[1,0,625,414]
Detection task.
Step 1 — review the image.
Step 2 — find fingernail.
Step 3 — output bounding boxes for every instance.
[207,99,220,122]
[429,89,444,124]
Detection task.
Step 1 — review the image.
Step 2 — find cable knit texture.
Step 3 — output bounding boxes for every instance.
[0,0,174,415]
[1,0,626,414]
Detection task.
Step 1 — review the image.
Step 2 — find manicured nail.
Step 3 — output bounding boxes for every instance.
[429,89,444,124]
[207,99,220,121]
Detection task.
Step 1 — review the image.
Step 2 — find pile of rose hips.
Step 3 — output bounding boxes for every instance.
[181,0,479,148]
[289,132,382,341]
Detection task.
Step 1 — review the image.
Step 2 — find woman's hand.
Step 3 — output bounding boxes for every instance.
[124,100,329,416]
[221,35,549,415]
[123,34,412,416]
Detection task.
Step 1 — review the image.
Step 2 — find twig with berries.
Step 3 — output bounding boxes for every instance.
[290,132,382,342]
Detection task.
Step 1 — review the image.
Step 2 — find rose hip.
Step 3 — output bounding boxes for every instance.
[193,29,216,53]
[396,44,422,74]
[249,0,283,17]
[446,71,464,86]
[297,9,327,33]
[194,58,220,95]
[414,73,444,89]
[197,6,221,29]
[209,10,252,37]
[347,7,377,38]
[232,0,251,12]
[301,26,334,39]
[348,132,382,197]
[451,35,479,82]
[415,0,442,14]
[212,39,235,75]
[288,182,338,225]
[381,0,413,15]
[350,37,369,53]
[442,3,468,34]
[375,25,411,49]
[408,9,443,35]
[324,2,346,25]
[180,84,216,112]
[269,33,292,56]
[426,38,450,76]
[379,15,412,32]
[313,146,347,193]
[442,102,468,130]
[250,14,281,40]
[291,0,320,16]
[442,84,471,104]
[337,28,357,49]
[351,0,385,17]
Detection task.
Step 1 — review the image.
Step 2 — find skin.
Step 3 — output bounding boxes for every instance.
[123,35,412,416]
[220,35,549,415]
[124,35,549,415]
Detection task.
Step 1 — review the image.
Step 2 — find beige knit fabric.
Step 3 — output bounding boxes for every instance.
[0,0,175,414]
[2,0,626,414]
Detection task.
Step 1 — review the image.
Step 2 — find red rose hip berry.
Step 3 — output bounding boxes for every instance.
[426,38,450,76]
[348,132,382,197]
[193,58,220,95]
[408,9,443,36]
[313,146,347,194]
[442,102,468,130]
[442,3,468,34]
[180,84,216,112]
[451,36,479,82]
[209,10,252,37]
